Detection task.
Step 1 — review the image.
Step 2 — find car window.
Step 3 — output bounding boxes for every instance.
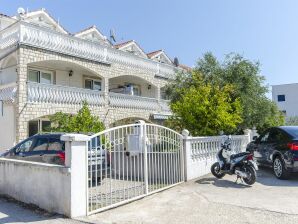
[31,138,48,151]
[260,131,270,143]
[269,129,290,142]
[17,139,34,153]
[48,138,64,151]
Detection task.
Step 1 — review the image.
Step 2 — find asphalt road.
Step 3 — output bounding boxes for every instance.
[1,167,298,224]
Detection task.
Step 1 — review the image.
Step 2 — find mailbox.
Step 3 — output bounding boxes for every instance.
[125,134,142,156]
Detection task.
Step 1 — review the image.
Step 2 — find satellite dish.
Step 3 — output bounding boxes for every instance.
[110,29,116,43]
[174,57,179,67]
[17,7,25,15]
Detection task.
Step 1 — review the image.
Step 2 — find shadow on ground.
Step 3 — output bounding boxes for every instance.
[0,196,66,224]
[195,177,252,188]
[256,166,298,187]
[195,167,298,188]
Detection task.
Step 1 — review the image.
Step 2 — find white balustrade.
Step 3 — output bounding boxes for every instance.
[188,135,249,160]
[0,21,178,78]
[27,82,104,106]
[0,83,17,102]
[109,92,159,110]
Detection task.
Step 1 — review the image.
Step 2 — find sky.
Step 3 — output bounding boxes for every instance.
[1,0,298,90]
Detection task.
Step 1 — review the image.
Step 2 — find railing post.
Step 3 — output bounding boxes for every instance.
[182,129,191,181]
[61,134,90,218]
[137,120,149,194]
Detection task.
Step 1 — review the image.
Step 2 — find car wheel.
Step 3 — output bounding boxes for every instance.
[273,156,289,179]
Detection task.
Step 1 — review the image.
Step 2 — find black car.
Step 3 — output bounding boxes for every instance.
[1,133,110,180]
[1,133,65,165]
[247,126,298,179]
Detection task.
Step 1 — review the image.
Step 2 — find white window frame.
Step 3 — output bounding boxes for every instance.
[28,68,54,84]
[124,83,141,96]
[83,77,102,91]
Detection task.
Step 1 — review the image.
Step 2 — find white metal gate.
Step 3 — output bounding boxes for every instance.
[87,121,184,214]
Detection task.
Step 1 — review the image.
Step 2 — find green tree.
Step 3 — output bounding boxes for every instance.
[49,101,105,133]
[165,71,243,136]
[195,52,284,132]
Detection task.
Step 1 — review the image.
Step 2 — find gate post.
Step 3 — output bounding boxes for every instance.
[138,120,149,194]
[61,133,90,218]
[182,129,192,181]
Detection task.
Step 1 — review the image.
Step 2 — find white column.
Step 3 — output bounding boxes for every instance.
[182,129,192,181]
[61,134,90,218]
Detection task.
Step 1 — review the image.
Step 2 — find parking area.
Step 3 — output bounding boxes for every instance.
[81,167,298,224]
[1,167,298,224]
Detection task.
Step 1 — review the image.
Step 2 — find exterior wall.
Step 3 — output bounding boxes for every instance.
[0,66,17,85]
[0,158,70,215]
[15,46,168,142]
[272,84,298,117]
[0,104,16,152]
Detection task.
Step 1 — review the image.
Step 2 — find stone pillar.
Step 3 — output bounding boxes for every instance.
[15,48,29,142]
[61,133,90,218]
[182,129,192,181]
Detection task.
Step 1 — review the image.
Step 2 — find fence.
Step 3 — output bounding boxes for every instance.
[183,131,250,180]
[0,123,251,218]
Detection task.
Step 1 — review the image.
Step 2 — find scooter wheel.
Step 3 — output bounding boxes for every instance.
[211,162,225,179]
[242,165,256,185]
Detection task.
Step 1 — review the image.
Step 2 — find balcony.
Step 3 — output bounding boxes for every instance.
[0,83,17,103]
[0,21,178,79]
[27,82,170,112]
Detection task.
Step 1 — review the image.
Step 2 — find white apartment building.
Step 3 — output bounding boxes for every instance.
[0,8,189,150]
[272,83,298,117]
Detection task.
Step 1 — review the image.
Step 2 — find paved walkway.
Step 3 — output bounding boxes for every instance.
[0,197,80,224]
[81,168,298,224]
[1,168,298,224]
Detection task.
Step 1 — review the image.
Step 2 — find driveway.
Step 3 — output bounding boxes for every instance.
[80,167,298,224]
[1,168,298,224]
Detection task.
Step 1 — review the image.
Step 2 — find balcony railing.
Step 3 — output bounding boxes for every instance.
[109,92,159,110]
[0,83,17,103]
[27,82,105,106]
[26,83,170,112]
[0,21,179,79]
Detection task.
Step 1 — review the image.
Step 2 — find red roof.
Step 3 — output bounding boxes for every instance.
[147,50,163,59]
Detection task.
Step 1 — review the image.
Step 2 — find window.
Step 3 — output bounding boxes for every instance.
[29,120,39,137]
[269,129,290,142]
[31,138,48,151]
[28,119,51,137]
[278,95,285,102]
[28,69,53,84]
[260,131,270,142]
[48,138,65,151]
[124,83,141,96]
[17,139,33,153]
[84,78,102,91]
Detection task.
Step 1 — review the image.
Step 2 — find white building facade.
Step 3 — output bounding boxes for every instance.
[272,83,298,117]
[0,8,186,150]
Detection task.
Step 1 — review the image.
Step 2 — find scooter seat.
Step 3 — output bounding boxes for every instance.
[230,152,250,160]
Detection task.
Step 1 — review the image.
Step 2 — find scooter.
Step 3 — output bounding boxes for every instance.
[211,136,258,185]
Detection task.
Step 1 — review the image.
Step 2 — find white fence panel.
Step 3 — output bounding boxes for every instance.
[183,134,250,181]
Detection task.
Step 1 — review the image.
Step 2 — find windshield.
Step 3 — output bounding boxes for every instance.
[284,127,298,138]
